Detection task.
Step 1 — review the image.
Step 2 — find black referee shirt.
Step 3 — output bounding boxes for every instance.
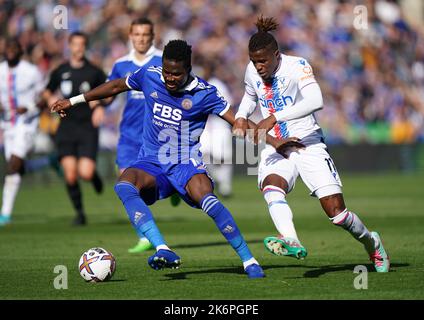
[46,58,106,126]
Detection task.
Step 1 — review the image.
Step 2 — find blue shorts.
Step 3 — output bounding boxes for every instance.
[116,136,141,170]
[130,157,213,208]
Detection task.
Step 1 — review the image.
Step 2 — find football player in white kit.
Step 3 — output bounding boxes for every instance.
[200,62,234,198]
[233,16,390,272]
[0,38,44,226]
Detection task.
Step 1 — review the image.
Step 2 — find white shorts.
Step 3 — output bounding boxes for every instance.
[3,123,38,160]
[258,142,343,198]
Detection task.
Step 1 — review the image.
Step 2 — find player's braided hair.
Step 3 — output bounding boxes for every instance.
[163,40,192,70]
[248,15,279,52]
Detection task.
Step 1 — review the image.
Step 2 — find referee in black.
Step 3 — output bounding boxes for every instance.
[43,32,107,225]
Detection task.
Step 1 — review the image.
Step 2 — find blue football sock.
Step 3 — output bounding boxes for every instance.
[114,182,166,248]
[134,225,144,239]
[200,193,253,262]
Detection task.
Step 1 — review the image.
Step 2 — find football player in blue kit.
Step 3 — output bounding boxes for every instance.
[108,18,162,177]
[51,39,302,278]
[108,18,180,254]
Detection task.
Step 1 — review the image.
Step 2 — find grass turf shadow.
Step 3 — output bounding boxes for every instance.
[302,262,408,278]
[172,239,264,250]
[161,264,315,281]
[160,262,408,280]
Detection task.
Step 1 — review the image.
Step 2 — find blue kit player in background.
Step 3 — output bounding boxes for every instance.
[108,18,161,175]
[108,17,176,254]
[52,40,303,278]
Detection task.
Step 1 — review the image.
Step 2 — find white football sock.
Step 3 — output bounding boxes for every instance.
[263,186,299,240]
[217,164,233,196]
[156,244,171,251]
[243,257,259,269]
[331,209,377,254]
[206,163,233,197]
[1,173,21,218]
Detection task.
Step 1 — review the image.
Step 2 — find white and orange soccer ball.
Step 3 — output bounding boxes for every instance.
[78,247,116,282]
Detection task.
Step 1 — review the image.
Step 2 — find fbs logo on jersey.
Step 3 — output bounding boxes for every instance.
[153,102,183,125]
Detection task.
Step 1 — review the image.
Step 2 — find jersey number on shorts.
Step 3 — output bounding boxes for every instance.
[325,157,338,178]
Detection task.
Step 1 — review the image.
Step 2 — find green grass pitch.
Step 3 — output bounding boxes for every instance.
[0,172,423,300]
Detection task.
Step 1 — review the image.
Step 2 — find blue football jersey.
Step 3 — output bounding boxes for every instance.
[126,65,230,167]
[108,47,162,142]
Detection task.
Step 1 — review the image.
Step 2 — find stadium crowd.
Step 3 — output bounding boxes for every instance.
[0,0,423,146]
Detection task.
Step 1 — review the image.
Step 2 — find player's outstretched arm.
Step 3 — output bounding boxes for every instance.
[248,119,304,153]
[232,91,257,138]
[50,78,129,116]
[232,117,248,138]
[223,108,259,139]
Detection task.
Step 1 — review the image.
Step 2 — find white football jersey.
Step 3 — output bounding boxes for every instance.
[200,77,233,161]
[0,60,44,128]
[244,53,322,141]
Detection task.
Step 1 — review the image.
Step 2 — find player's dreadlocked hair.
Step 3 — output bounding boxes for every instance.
[163,40,192,70]
[248,15,279,52]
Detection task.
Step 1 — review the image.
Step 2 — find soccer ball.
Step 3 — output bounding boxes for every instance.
[78,247,116,282]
